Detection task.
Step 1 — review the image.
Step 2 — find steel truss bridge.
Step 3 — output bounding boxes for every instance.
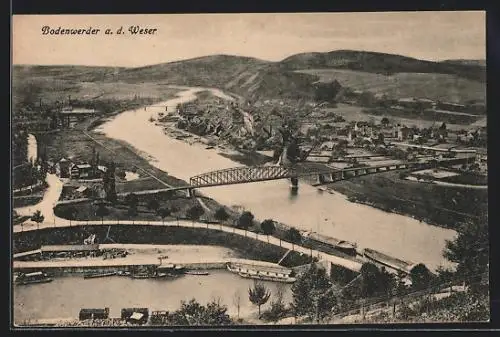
[187,157,471,190]
[54,157,474,204]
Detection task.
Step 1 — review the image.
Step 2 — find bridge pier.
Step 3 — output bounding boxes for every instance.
[317,174,326,185]
[290,177,299,190]
[187,188,195,198]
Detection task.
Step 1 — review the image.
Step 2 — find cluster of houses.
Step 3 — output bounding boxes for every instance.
[456,127,487,144]
[14,95,99,132]
[331,121,450,146]
[50,157,107,180]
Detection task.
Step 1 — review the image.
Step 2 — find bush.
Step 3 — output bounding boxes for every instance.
[237,211,254,229]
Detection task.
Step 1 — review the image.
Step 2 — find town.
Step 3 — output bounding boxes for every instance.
[12,12,488,328]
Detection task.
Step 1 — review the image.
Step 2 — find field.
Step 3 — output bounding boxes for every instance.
[53,196,201,222]
[296,69,485,104]
[321,104,479,131]
[326,171,487,230]
[13,66,182,109]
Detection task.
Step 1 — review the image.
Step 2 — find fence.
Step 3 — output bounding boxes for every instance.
[328,271,488,322]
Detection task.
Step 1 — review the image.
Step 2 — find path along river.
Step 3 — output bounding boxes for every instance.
[95,86,457,272]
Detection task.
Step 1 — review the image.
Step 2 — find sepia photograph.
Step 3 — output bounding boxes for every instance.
[11,12,488,327]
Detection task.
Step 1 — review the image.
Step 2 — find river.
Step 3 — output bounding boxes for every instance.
[14,271,291,323]
[95,86,457,272]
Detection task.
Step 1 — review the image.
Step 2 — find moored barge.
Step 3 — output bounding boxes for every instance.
[15,271,53,285]
[83,272,117,279]
[363,248,415,274]
[303,232,358,256]
[226,262,296,283]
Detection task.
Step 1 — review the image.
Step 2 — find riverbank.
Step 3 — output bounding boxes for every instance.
[93,87,457,271]
[149,93,485,232]
[13,225,315,269]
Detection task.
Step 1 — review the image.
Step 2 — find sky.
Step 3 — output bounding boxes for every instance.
[12,12,486,67]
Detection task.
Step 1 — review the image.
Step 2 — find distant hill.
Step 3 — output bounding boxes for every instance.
[224,64,320,100]
[12,51,486,104]
[442,59,486,67]
[115,55,270,87]
[279,50,485,82]
[297,68,485,104]
[13,65,124,82]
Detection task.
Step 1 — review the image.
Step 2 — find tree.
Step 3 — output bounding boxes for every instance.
[102,162,117,202]
[214,207,230,222]
[248,281,271,317]
[379,267,397,296]
[237,211,254,230]
[291,264,336,322]
[95,202,109,224]
[147,198,160,213]
[359,262,393,298]
[127,204,138,217]
[31,210,44,230]
[157,207,171,224]
[381,117,391,127]
[60,205,78,220]
[170,205,180,215]
[443,218,488,284]
[377,133,385,145]
[167,298,232,326]
[232,290,242,320]
[187,204,204,222]
[409,263,434,290]
[124,193,139,208]
[263,284,287,323]
[285,228,302,247]
[260,219,276,240]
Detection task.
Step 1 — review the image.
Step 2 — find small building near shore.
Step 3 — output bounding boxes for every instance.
[70,163,93,179]
[75,185,92,198]
[79,308,110,320]
[121,308,149,324]
[55,158,72,178]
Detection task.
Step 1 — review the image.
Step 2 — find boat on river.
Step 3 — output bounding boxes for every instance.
[185,270,210,276]
[131,273,152,279]
[363,248,415,274]
[226,262,296,284]
[304,232,358,256]
[157,264,186,275]
[84,272,117,279]
[237,271,296,284]
[15,271,53,285]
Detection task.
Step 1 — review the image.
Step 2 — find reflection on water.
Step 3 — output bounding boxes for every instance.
[14,271,291,322]
[96,88,457,271]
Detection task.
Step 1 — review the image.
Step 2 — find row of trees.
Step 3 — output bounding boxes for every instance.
[13,159,48,190]
[12,126,28,167]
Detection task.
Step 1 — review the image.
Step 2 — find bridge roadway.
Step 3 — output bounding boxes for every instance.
[54,158,471,204]
[188,157,471,189]
[392,142,478,154]
[13,219,364,272]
